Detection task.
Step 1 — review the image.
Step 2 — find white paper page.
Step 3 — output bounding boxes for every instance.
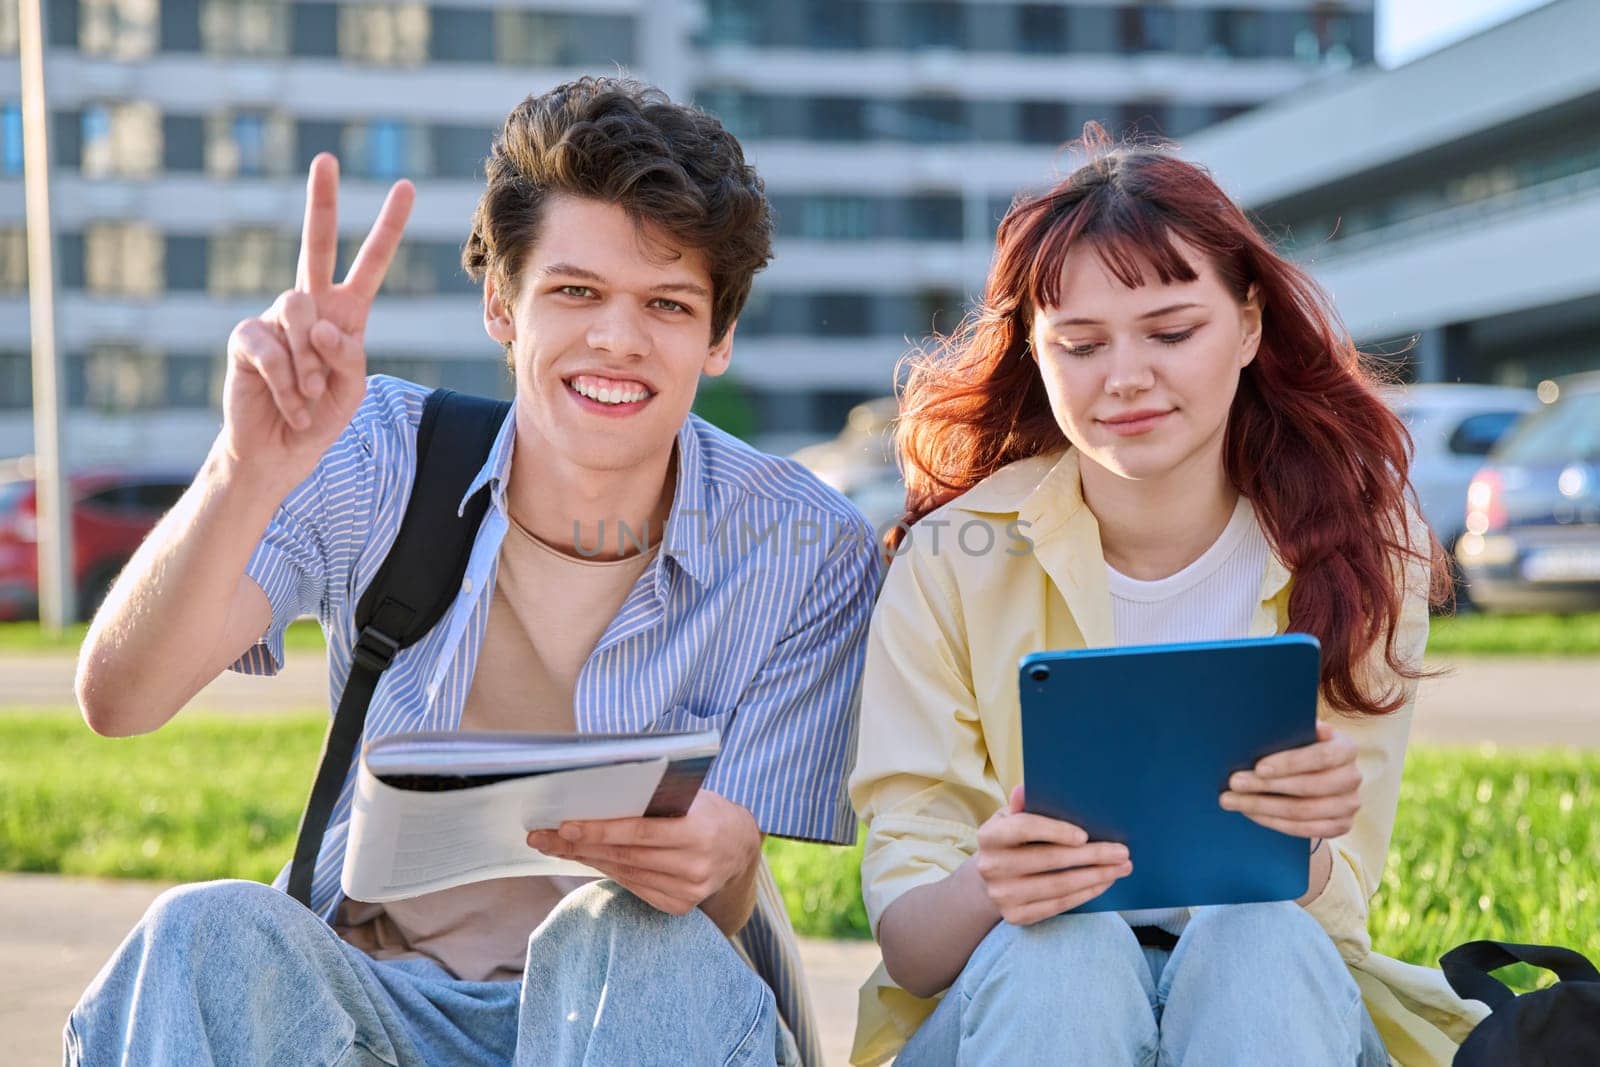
[341,756,669,902]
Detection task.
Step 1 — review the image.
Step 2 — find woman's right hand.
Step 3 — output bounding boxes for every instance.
[974,785,1133,926]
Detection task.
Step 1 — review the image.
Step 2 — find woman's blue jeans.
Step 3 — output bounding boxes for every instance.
[897,902,1385,1066]
[64,878,788,1066]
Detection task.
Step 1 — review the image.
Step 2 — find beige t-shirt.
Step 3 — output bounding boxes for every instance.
[335,512,658,981]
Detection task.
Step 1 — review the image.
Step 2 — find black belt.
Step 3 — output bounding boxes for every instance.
[1132,925,1180,951]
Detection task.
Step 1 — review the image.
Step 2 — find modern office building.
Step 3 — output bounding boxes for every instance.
[1183,0,1598,387]
[1,0,1374,465]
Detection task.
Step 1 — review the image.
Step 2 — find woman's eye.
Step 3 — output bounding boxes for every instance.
[1154,327,1198,345]
[1061,342,1098,358]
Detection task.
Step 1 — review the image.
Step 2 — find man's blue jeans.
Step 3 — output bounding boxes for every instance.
[64,879,789,1066]
[897,902,1385,1066]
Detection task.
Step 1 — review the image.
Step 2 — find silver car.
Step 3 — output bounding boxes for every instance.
[1386,383,1542,558]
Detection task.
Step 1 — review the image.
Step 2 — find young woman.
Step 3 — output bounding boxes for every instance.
[847,133,1488,1067]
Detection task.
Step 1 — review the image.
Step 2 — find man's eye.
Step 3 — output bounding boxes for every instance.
[652,299,689,314]
[558,285,595,298]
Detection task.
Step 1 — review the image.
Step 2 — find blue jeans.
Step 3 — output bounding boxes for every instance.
[898,902,1384,1066]
[64,879,789,1066]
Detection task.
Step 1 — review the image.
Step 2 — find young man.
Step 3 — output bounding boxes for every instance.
[68,77,879,1067]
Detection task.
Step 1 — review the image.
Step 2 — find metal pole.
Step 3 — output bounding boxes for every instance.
[18,0,75,629]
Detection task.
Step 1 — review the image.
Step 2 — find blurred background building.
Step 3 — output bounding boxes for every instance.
[1183,0,1599,389]
[0,0,1376,465]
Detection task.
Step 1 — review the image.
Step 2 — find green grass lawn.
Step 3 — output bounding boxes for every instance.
[0,619,328,655]
[2,711,1594,993]
[8,613,1599,656]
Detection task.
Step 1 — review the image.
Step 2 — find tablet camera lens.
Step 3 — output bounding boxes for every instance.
[1027,664,1050,683]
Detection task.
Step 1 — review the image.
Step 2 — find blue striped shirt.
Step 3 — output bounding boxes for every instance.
[234,375,881,1065]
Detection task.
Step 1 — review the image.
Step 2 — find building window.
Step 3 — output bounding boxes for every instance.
[903,1,964,50]
[902,97,966,143]
[1120,3,1176,53]
[776,195,878,240]
[338,2,428,66]
[913,287,963,336]
[209,228,293,295]
[0,1,18,51]
[78,345,166,412]
[2,102,22,176]
[166,353,220,408]
[79,0,158,57]
[1019,101,1070,146]
[702,0,759,45]
[344,119,430,179]
[809,0,866,49]
[494,11,634,66]
[1210,8,1266,59]
[695,89,766,140]
[337,236,434,295]
[207,111,293,177]
[904,194,963,241]
[85,222,163,296]
[810,97,868,142]
[0,352,29,409]
[81,102,162,179]
[201,0,288,56]
[0,227,27,292]
[1016,4,1067,55]
[812,293,873,336]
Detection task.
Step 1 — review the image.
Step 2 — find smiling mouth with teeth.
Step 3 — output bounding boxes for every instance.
[566,374,655,407]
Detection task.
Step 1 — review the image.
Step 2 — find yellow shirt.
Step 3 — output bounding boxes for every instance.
[847,448,1489,1067]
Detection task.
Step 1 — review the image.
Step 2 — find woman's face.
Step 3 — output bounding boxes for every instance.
[1030,237,1262,484]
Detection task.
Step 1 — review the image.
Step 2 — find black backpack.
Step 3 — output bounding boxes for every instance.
[1443,940,1600,1066]
[287,388,511,905]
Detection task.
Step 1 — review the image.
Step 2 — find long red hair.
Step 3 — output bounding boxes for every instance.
[895,131,1449,715]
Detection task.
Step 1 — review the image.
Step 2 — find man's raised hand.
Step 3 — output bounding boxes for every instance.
[222,154,415,487]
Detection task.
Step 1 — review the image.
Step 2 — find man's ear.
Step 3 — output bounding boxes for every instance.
[1240,283,1264,369]
[484,276,516,346]
[703,319,735,378]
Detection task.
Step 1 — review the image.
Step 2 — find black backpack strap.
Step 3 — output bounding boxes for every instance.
[287,388,512,907]
[1441,940,1600,1010]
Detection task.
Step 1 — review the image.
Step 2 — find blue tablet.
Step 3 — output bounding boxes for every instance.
[1018,634,1321,913]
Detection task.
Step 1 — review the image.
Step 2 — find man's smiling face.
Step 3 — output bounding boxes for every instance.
[485,194,733,474]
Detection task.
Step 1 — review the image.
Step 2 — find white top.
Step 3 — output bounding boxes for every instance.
[1108,494,1273,936]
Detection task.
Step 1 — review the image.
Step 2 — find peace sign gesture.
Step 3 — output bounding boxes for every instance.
[222,153,415,490]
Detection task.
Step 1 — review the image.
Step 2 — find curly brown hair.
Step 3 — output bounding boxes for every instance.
[462,76,772,349]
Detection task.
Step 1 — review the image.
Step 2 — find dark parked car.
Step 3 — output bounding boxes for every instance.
[0,460,192,621]
[1457,372,1600,613]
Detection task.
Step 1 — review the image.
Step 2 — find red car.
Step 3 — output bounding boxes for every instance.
[0,460,193,621]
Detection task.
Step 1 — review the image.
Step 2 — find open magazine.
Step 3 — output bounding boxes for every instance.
[340,728,720,902]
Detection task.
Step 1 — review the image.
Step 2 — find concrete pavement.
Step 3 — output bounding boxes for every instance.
[0,873,881,1067]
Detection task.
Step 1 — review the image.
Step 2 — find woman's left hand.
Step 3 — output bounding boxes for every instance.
[1219,721,1362,839]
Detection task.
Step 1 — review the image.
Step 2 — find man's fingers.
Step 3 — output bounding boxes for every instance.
[553,816,679,849]
[583,863,698,915]
[277,291,325,402]
[296,153,340,293]
[343,179,416,305]
[229,317,307,430]
[1229,763,1361,798]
